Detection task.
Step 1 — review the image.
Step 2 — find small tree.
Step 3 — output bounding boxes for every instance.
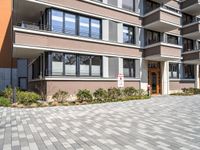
[76,89,93,103]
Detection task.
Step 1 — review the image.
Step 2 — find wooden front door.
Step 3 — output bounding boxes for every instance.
[148,62,161,95]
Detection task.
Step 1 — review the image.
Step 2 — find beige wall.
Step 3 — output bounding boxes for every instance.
[170,80,195,91]
[14,31,142,58]
[40,0,142,26]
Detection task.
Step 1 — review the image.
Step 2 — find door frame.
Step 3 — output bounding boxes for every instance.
[148,68,161,95]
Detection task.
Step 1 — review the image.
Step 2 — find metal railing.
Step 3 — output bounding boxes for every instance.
[17,21,101,39]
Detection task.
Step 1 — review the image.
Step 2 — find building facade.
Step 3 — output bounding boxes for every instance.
[0,0,200,99]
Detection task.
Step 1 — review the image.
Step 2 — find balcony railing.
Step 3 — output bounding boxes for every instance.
[17,21,102,40]
[183,17,200,26]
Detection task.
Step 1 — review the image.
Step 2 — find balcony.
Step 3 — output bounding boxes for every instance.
[181,0,200,16]
[182,50,200,64]
[13,24,142,59]
[182,20,200,40]
[143,6,181,32]
[143,43,182,61]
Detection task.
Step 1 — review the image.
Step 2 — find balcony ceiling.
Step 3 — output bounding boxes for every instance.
[144,21,180,32]
[150,0,171,4]
[182,3,200,16]
[13,0,47,25]
[183,32,200,40]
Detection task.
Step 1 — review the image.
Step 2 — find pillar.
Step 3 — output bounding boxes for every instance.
[195,64,200,89]
[161,61,169,95]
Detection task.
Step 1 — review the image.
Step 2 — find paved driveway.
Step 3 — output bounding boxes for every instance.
[1,96,200,150]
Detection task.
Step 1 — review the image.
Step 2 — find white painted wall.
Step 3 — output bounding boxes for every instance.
[140,59,148,91]
[103,56,109,78]
[161,61,169,95]
[195,64,200,89]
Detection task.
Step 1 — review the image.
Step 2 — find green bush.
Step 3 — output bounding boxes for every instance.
[76,89,93,102]
[123,87,137,97]
[52,90,69,102]
[93,88,108,102]
[3,86,13,99]
[107,87,122,100]
[0,97,11,107]
[17,91,41,106]
[181,88,200,95]
[135,89,146,96]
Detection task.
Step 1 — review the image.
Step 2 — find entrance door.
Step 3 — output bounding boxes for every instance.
[148,62,161,95]
[149,71,160,94]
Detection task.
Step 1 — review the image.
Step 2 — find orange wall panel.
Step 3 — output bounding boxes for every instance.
[0,0,16,68]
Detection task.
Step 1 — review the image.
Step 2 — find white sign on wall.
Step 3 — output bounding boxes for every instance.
[117,74,124,88]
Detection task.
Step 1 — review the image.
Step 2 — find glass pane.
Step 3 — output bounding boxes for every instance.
[80,55,90,76]
[52,10,63,33]
[122,0,134,11]
[123,59,130,77]
[52,53,63,75]
[65,13,76,35]
[65,54,76,76]
[123,25,135,44]
[79,16,90,37]
[91,56,101,76]
[91,19,101,39]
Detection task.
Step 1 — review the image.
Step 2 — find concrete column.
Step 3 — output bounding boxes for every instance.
[118,0,122,8]
[117,23,123,43]
[103,56,109,78]
[118,57,123,75]
[102,19,109,41]
[161,61,169,95]
[179,63,183,79]
[135,59,140,79]
[195,64,200,88]
[140,59,148,91]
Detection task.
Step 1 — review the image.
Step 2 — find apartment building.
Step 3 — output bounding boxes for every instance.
[0,0,200,99]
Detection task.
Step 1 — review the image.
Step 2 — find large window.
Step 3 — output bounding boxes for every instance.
[145,30,160,46]
[64,13,76,35]
[52,53,63,75]
[183,64,194,79]
[122,0,135,12]
[167,34,178,45]
[47,52,102,77]
[123,25,135,44]
[169,63,179,79]
[183,38,194,52]
[123,59,135,78]
[65,54,76,76]
[50,9,101,39]
[51,10,63,33]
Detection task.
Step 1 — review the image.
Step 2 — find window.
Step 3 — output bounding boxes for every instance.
[65,54,76,76]
[32,57,41,79]
[183,64,194,79]
[145,30,160,46]
[51,10,63,33]
[107,0,118,7]
[79,55,102,77]
[79,55,90,76]
[145,0,160,14]
[109,21,118,42]
[79,16,90,37]
[182,13,193,25]
[183,38,194,52]
[91,19,101,39]
[167,34,178,45]
[123,25,135,44]
[123,59,135,77]
[169,63,179,79]
[50,9,102,40]
[198,41,200,50]
[91,56,102,76]
[52,53,63,75]
[122,0,135,12]
[64,13,76,35]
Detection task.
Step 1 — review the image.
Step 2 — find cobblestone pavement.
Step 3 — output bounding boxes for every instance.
[1,96,200,150]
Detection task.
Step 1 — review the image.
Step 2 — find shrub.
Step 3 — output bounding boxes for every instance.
[3,87,13,99]
[17,91,41,106]
[123,87,137,97]
[76,89,93,102]
[93,88,108,102]
[0,97,11,107]
[136,89,146,96]
[52,90,69,102]
[107,87,122,100]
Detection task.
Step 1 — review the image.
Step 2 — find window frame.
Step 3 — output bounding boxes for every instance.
[169,63,179,79]
[123,24,135,44]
